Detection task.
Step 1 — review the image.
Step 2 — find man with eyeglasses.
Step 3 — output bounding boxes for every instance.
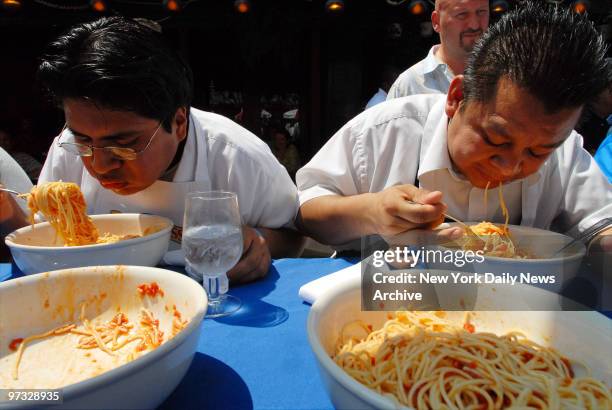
[1,16,304,284]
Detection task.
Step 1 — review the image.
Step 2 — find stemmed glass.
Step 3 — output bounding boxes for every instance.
[183,191,243,318]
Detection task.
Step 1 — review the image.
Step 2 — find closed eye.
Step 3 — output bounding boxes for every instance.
[482,133,506,147]
[527,149,549,159]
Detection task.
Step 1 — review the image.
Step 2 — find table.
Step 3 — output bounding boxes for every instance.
[1,257,609,409]
[1,258,358,410]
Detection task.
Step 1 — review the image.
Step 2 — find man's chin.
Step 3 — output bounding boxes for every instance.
[110,185,139,195]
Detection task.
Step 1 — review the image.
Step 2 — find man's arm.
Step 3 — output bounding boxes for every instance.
[258,226,305,258]
[226,225,305,285]
[296,185,451,246]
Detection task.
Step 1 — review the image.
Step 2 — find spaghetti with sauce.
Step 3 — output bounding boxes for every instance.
[334,311,611,409]
[22,182,149,246]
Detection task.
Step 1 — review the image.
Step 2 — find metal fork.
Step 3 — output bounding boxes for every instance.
[405,200,485,243]
[553,217,612,256]
[0,187,28,200]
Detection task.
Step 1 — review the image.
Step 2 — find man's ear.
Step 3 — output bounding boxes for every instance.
[173,107,188,142]
[445,75,464,118]
[431,10,441,33]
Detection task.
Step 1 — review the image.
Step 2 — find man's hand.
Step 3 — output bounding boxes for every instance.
[368,185,448,236]
[226,225,272,285]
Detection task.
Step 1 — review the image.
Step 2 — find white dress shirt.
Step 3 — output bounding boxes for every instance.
[40,108,299,234]
[386,45,454,99]
[365,88,388,110]
[297,95,612,249]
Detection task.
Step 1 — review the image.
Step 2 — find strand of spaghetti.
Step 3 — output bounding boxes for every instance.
[83,318,115,356]
[12,324,76,380]
[484,181,491,218]
[498,182,509,233]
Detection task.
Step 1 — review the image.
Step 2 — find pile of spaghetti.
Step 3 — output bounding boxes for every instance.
[23,181,140,246]
[333,311,611,409]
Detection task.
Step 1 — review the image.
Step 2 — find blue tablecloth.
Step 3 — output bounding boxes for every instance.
[1,258,357,410]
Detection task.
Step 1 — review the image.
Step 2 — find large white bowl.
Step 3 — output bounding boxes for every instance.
[5,214,173,275]
[0,265,207,409]
[424,224,586,292]
[307,273,612,410]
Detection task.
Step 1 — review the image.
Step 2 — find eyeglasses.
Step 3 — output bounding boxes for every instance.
[57,122,163,161]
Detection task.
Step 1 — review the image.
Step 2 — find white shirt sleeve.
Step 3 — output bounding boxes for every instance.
[555,132,612,236]
[386,75,406,100]
[0,148,33,214]
[296,122,365,206]
[228,153,299,229]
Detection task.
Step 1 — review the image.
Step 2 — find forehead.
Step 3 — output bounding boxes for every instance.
[63,98,153,135]
[437,0,489,11]
[467,78,582,144]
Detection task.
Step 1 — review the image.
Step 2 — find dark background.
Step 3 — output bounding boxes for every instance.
[0,0,610,174]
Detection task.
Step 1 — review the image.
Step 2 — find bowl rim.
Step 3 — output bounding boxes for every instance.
[307,274,400,410]
[436,222,586,263]
[0,265,207,400]
[4,213,173,252]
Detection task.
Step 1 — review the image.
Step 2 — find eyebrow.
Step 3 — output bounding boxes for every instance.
[487,121,566,149]
[68,127,141,141]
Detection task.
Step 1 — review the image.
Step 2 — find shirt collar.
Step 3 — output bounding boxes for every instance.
[417,100,542,185]
[172,111,198,182]
[422,45,447,75]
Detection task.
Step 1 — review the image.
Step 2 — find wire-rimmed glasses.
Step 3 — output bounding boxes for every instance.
[57,122,163,161]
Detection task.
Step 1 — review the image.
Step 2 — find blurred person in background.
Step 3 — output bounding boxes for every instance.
[387,0,489,99]
[270,127,301,179]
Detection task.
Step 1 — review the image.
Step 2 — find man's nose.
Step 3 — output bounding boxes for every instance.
[490,154,522,177]
[89,148,121,175]
[466,13,482,30]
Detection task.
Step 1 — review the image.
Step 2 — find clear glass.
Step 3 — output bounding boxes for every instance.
[182,191,243,318]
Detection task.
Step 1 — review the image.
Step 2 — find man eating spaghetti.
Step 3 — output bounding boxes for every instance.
[1,17,304,284]
[296,2,612,258]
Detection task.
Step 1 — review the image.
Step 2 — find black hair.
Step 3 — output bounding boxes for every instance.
[37,16,193,132]
[463,1,609,113]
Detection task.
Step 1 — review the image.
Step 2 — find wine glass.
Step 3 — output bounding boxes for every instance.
[182,191,243,318]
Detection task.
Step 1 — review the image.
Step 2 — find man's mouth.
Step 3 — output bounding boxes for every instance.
[99,180,127,190]
[461,31,482,41]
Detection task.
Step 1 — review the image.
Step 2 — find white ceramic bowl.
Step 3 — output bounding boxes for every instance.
[425,223,586,292]
[307,273,612,410]
[5,214,173,275]
[0,265,207,409]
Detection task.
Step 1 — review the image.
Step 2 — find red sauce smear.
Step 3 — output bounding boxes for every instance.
[9,338,23,351]
[137,282,165,297]
[463,322,476,333]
